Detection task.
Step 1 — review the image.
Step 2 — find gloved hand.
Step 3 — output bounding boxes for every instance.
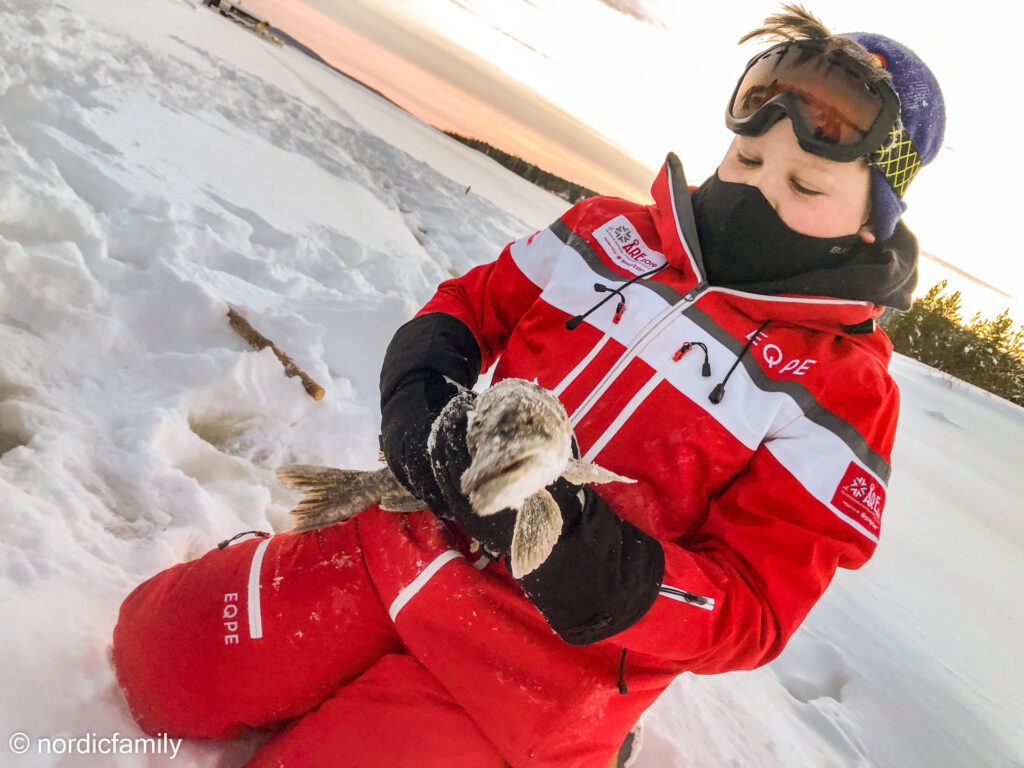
[380,370,461,507]
[426,388,585,559]
[379,314,482,505]
[380,314,663,647]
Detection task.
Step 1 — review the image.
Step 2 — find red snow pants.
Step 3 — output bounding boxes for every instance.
[113,508,665,767]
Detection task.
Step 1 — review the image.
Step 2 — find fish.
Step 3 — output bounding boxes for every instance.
[276,378,633,578]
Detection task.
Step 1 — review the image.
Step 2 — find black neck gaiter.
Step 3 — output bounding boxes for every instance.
[692,172,862,286]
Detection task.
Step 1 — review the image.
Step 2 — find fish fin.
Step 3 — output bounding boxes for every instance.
[276,465,391,532]
[441,375,470,393]
[510,489,562,579]
[380,492,427,512]
[561,458,635,486]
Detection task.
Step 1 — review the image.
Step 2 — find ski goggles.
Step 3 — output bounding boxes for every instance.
[726,39,902,164]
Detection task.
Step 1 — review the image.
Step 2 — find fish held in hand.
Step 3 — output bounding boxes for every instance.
[276,378,633,577]
[458,378,575,518]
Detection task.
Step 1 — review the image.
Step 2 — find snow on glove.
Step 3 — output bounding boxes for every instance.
[426,388,519,557]
[519,485,664,646]
[379,314,482,505]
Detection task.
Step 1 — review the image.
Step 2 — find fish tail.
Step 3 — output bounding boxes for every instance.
[275,465,388,532]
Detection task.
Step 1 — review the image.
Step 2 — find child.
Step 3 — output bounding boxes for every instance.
[112,5,945,767]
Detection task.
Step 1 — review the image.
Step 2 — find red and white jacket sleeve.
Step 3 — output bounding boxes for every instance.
[415,227,553,372]
[615,377,898,672]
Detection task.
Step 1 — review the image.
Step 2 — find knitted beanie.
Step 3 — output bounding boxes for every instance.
[840,32,946,240]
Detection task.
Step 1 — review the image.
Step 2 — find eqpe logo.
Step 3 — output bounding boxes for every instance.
[223,592,241,645]
[746,330,817,376]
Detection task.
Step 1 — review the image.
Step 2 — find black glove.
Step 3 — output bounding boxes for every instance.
[426,387,520,556]
[379,314,482,504]
[519,486,664,646]
[427,388,665,646]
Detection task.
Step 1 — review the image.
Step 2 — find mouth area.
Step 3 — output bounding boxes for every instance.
[460,453,538,496]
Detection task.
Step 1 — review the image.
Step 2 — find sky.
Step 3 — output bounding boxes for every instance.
[239,0,1023,319]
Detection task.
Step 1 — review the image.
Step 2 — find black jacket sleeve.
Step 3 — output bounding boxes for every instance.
[379,313,482,502]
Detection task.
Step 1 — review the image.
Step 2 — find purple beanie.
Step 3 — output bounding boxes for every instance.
[840,32,946,240]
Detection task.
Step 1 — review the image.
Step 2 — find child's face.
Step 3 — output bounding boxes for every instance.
[718,118,875,243]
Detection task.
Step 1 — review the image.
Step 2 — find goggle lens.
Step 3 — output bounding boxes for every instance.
[729,42,896,156]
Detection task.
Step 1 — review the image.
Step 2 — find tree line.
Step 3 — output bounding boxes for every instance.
[445,132,599,204]
[882,281,1024,406]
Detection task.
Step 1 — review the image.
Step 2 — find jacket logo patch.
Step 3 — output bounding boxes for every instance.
[595,215,667,276]
[831,462,884,536]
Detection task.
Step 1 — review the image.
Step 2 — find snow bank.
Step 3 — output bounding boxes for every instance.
[1,0,1020,766]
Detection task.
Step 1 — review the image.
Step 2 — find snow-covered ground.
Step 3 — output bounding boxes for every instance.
[1,1,1021,766]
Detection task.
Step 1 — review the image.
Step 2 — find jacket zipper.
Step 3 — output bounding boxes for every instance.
[659,584,716,611]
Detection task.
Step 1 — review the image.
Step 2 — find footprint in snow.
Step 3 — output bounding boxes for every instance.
[922,409,966,430]
[771,638,851,704]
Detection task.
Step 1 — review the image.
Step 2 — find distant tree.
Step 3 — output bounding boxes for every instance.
[882,281,1024,405]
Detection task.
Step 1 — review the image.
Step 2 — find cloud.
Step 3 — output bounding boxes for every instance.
[592,0,664,27]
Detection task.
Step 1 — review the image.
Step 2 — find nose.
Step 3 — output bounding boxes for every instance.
[746,171,780,213]
[745,165,782,211]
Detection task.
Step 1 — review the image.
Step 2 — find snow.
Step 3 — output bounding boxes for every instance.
[1,0,1021,766]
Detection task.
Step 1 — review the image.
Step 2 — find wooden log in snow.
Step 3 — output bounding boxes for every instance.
[227,307,325,401]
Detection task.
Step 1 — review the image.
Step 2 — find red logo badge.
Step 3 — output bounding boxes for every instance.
[831,462,885,536]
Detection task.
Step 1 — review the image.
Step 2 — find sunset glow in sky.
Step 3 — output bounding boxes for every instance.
[239,0,1022,318]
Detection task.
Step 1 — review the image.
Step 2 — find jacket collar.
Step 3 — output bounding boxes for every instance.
[648,153,706,281]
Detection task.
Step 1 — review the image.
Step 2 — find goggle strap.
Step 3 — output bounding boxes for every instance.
[870,121,922,198]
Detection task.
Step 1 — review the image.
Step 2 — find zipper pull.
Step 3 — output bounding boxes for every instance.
[612,300,626,324]
[672,342,693,362]
[683,281,707,302]
[218,530,271,549]
[672,342,711,376]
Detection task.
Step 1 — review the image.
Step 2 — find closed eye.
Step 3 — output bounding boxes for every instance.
[736,152,761,167]
[790,177,822,196]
